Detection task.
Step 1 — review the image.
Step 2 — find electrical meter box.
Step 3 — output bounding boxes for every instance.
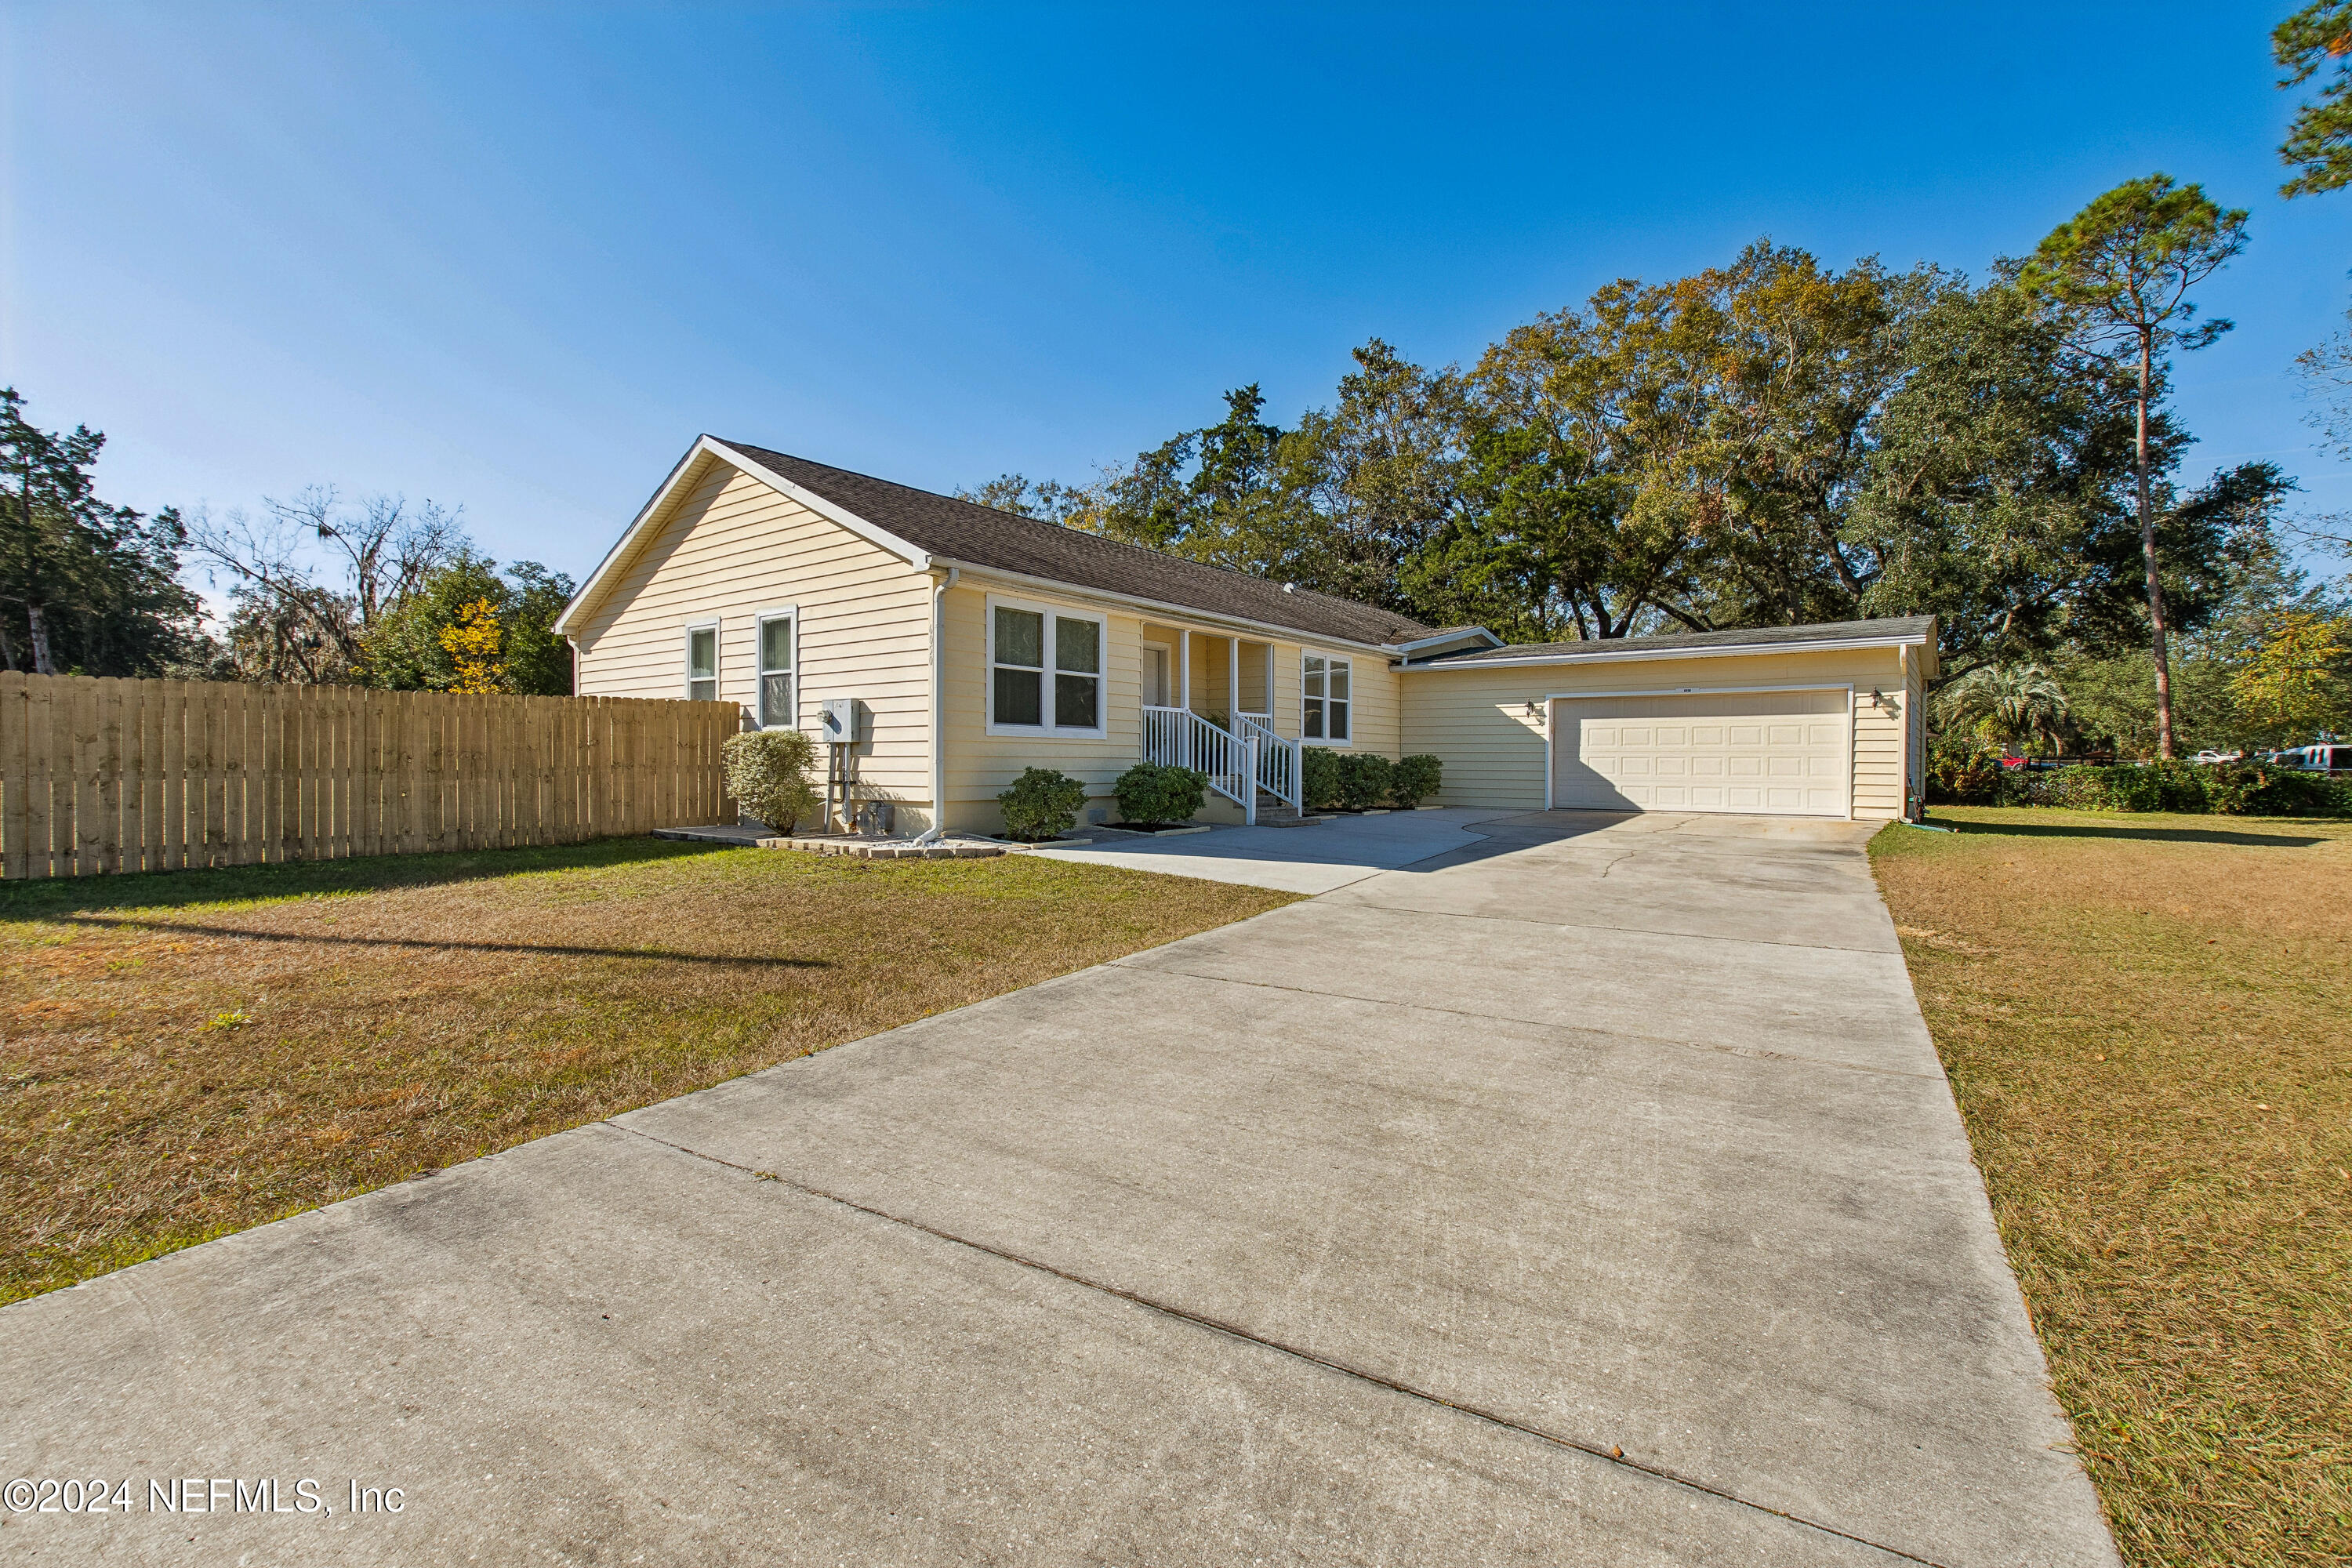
[819,698,861,745]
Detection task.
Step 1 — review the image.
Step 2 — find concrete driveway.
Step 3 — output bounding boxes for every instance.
[0,812,2116,1566]
[1025,805,1519,894]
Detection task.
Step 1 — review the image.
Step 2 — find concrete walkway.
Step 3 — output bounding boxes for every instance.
[0,813,2117,1566]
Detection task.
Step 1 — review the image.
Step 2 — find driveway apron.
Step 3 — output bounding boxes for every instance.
[0,812,2117,1567]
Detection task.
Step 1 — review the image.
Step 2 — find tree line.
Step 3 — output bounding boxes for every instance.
[0,389,573,695]
[967,211,2328,760]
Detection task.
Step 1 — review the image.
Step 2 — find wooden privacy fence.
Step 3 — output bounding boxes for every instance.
[0,673,740,880]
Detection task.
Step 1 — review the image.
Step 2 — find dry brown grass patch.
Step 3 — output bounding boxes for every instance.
[1871,808,2352,1566]
[1,837,1292,1305]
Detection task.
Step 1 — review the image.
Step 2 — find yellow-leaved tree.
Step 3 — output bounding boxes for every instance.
[436,597,506,694]
[2230,610,2352,745]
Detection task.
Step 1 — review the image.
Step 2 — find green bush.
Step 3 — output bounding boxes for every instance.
[1112,763,1207,826]
[1337,752,1394,811]
[1301,746,1344,811]
[2000,760,2350,817]
[1391,753,1443,808]
[1926,735,2005,804]
[2203,762,2349,816]
[997,767,1088,840]
[722,728,820,834]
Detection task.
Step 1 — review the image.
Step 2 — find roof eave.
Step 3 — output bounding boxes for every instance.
[1387,626,1502,656]
[1406,630,1934,671]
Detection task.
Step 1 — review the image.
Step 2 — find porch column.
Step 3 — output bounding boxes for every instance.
[1229,637,1239,722]
[1178,634,1192,768]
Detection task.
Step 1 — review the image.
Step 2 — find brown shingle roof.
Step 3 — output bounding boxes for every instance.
[720,441,1438,648]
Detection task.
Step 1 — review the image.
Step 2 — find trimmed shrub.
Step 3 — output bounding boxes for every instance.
[1112,763,1208,826]
[1337,752,1394,811]
[1301,746,1344,811]
[997,767,1087,840]
[1391,753,1443,808]
[722,728,820,834]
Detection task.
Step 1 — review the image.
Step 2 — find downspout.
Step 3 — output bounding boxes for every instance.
[913,566,959,843]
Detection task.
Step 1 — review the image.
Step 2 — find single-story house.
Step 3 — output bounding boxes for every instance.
[554,436,1937,835]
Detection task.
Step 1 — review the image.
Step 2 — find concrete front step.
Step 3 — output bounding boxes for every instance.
[1254,793,1315,826]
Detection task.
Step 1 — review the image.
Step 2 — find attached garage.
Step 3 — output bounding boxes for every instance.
[1551,689,1852,816]
[1397,618,1936,823]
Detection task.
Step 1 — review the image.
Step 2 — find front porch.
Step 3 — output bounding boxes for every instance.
[1137,622,1302,826]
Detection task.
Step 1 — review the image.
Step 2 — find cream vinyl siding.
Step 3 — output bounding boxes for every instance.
[938,581,1406,832]
[1904,644,1928,817]
[572,456,935,815]
[941,581,1146,832]
[1399,645,1913,819]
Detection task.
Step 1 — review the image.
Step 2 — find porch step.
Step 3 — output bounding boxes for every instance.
[1254,790,1305,826]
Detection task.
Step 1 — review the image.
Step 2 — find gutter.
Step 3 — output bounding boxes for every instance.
[912,564,960,844]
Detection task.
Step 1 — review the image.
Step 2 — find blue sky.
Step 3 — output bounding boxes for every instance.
[4,2,2346,591]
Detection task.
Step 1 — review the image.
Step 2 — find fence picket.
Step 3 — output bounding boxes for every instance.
[0,672,28,880]
[28,673,57,877]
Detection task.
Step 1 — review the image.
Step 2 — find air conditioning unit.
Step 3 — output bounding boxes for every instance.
[819,698,862,745]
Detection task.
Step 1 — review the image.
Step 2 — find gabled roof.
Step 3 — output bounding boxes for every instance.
[556,435,1444,649]
[719,441,1441,648]
[1407,616,1939,670]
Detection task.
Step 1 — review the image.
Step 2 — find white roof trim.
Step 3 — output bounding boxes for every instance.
[1403,631,1930,671]
[1388,626,1502,655]
[554,436,931,637]
[935,559,1406,655]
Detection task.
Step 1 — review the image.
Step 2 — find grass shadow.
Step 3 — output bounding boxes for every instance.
[64,913,830,967]
[1930,818,2335,848]
[0,835,740,923]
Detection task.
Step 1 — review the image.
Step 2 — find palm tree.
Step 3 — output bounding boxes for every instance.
[1938,663,2073,755]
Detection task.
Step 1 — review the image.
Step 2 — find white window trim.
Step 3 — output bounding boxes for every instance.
[684,618,720,703]
[1301,650,1355,748]
[755,606,799,729]
[985,592,1109,739]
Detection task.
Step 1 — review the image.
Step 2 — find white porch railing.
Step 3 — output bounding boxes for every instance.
[1236,713,1300,810]
[1142,705,1258,823]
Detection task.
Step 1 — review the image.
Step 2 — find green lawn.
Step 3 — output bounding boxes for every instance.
[1,838,1294,1305]
[1871,807,2352,1566]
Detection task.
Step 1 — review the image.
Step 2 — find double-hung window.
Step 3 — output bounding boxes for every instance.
[685,623,719,703]
[990,598,1103,735]
[757,612,795,728]
[1303,653,1351,742]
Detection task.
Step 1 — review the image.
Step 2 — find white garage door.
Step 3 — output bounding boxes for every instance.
[1551,690,1850,816]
